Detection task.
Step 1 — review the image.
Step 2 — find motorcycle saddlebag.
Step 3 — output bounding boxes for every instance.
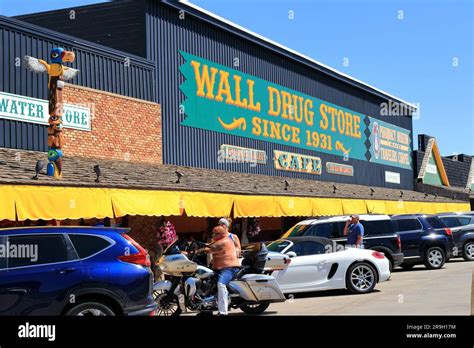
[229,274,286,303]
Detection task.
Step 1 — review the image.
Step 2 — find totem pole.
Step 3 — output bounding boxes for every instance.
[24,48,79,178]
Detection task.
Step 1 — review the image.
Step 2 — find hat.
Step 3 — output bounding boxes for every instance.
[212,225,227,235]
[219,218,230,228]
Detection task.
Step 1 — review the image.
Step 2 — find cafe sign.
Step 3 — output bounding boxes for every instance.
[0,91,91,131]
[274,150,322,175]
[179,51,412,170]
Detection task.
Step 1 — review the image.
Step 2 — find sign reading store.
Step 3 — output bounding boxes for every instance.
[179,51,412,170]
[0,92,91,131]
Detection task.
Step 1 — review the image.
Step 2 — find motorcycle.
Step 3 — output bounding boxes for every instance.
[153,238,287,316]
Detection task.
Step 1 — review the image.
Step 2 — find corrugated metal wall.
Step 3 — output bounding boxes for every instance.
[0,16,155,152]
[146,1,414,190]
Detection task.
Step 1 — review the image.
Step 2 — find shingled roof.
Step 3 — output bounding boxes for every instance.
[0,147,468,203]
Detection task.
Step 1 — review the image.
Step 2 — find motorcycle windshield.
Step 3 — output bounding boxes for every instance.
[163,238,181,255]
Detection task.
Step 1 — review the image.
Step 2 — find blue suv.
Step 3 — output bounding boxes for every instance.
[392,214,455,270]
[0,227,157,316]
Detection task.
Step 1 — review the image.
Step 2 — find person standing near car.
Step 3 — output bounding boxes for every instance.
[343,214,364,249]
[199,225,240,315]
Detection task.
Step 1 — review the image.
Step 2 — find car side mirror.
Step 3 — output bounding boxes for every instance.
[286,251,297,258]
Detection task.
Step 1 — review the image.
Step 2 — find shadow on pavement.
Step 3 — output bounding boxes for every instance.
[284,288,381,299]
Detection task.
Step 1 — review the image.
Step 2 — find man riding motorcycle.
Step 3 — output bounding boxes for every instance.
[198,225,239,316]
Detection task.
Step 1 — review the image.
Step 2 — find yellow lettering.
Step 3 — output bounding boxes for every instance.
[215,70,234,104]
[267,86,281,116]
[292,95,303,123]
[191,61,217,99]
[353,115,361,138]
[252,117,262,136]
[282,124,291,142]
[328,106,337,132]
[269,121,281,139]
[281,91,292,120]
[291,127,300,144]
[345,112,353,136]
[337,109,345,134]
[233,75,248,108]
[247,79,261,112]
[319,103,328,130]
[304,99,314,126]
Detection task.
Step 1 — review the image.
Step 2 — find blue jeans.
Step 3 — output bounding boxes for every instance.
[215,267,239,315]
[216,267,239,286]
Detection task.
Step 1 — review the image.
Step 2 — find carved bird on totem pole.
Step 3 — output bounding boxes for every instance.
[24,48,80,178]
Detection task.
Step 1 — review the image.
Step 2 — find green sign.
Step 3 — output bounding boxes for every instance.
[0,91,91,131]
[179,51,411,169]
[368,117,411,169]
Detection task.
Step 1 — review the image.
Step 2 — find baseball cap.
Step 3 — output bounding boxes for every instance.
[218,218,230,228]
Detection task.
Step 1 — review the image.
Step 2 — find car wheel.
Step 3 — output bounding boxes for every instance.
[240,303,270,315]
[462,241,474,261]
[346,262,377,294]
[400,263,415,271]
[424,246,445,269]
[65,301,116,316]
[153,290,182,317]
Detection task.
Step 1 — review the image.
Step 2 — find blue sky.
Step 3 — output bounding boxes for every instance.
[1,0,472,155]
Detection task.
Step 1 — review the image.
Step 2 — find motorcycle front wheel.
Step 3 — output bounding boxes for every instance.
[239,303,270,315]
[153,290,182,317]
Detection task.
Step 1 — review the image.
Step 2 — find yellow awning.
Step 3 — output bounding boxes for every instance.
[233,195,280,217]
[434,202,448,213]
[365,200,387,214]
[111,189,181,217]
[312,198,344,216]
[342,199,368,214]
[385,200,407,215]
[180,191,233,217]
[0,186,16,220]
[403,201,422,214]
[419,202,437,214]
[1,184,471,221]
[443,202,470,213]
[276,196,313,216]
[13,186,114,221]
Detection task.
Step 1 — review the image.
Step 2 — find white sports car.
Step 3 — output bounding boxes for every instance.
[267,236,391,294]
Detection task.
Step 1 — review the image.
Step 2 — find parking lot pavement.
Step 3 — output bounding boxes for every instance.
[265,259,473,316]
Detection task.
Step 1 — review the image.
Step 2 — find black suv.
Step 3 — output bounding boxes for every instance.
[392,214,455,270]
[437,214,474,261]
[281,214,403,271]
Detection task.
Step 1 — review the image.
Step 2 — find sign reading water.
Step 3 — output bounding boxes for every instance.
[0,91,91,131]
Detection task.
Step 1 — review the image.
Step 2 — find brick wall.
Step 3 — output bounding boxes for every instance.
[62,84,162,164]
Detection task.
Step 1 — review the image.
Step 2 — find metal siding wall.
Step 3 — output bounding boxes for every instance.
[146,2,414,190]
[0,17,156,152]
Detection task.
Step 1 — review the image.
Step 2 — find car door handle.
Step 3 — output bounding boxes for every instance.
[57,268,76,274]
[6,288,28,294]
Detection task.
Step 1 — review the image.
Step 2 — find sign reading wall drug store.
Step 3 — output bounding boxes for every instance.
[0,92,91,131]
[179,51,412,170]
